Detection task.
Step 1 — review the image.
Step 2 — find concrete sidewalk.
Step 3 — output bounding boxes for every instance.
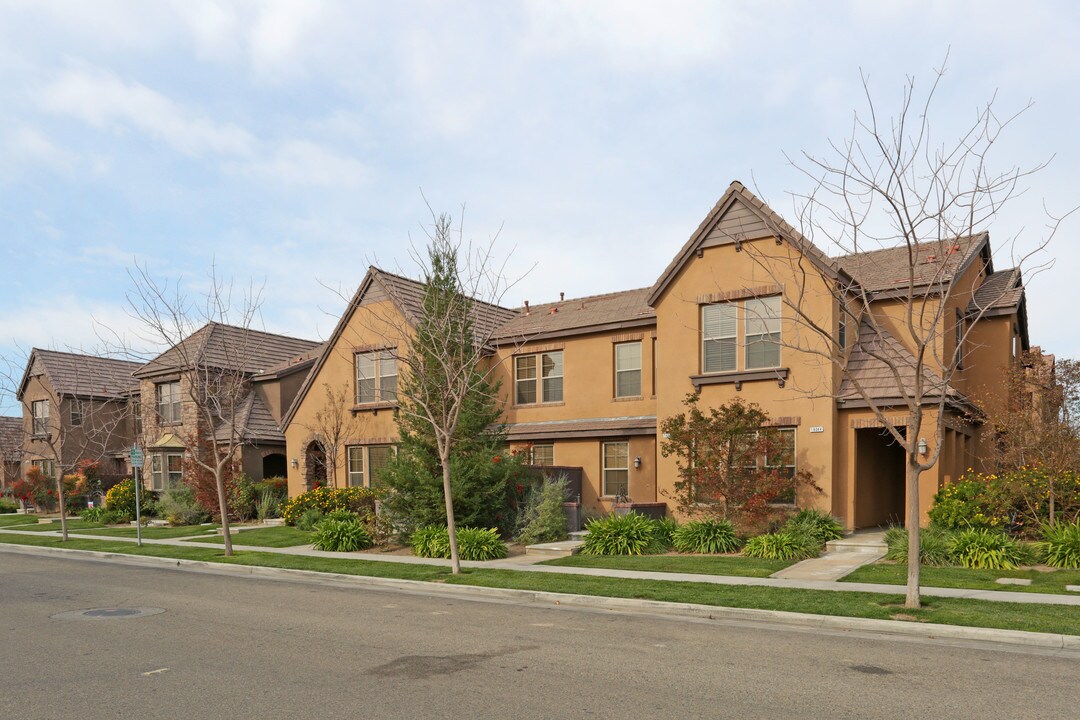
[2,525,1079,607]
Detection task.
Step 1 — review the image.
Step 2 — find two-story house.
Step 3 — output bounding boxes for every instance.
[281,181,1031,529]
[133,322,321,493]
[1,415,22,490]
[14,349,143,483]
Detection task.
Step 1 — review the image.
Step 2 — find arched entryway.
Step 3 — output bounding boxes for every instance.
[304,441,327,489]
[262,453,287,480]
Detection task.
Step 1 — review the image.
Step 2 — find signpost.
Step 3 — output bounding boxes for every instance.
[129,446,145,546]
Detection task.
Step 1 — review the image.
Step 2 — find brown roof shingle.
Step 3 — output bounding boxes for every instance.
[214,390,284,444]
[135,323,320,379]
[505,415,656,440]
[493,287,655,340]
[967,267,1023,315]
[835,234,987,293]
[0,416,21,454]
[26,349,142,399]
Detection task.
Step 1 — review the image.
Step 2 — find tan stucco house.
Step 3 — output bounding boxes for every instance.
[282,181,1031,529]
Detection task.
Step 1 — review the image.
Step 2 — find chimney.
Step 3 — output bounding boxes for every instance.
[524,300,530,315]
[559,292,565,302]
[550,307,558,314]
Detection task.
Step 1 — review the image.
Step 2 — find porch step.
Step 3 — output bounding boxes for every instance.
[525,540,584,558]
[569,530,589,540]
[825,530,888,554]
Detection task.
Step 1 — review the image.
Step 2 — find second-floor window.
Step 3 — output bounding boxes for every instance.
[745,296,781,369]
[702,296,782,373]
[954,309,965,370]
[132,401,143,437]
[702,304,737,373]
[70,400,84,427]
[515,351,563,405]
[156,381,181,424]
[31,400,49,435]
[355,351,397,404]
[614,342,642,398]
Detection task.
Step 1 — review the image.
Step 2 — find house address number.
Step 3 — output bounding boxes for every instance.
[809,426,824,433]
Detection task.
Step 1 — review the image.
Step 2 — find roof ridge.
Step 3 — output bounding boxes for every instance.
[31,348,142,367]
[201,320,320,346]
[370,265,515,314]
[834,233,987,261]
[521,286,651,309]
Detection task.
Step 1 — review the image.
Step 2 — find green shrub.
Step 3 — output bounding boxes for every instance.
[281,487,379,526]
[295,508,325,532]
[949,528,1027,570]
[1039,521,1080,569]
[673,519,740,554]
[0,497,19,513]
[580,512,657,556]
[255,488,281,521]
[514,476,569,546]
[80,507,128,525]
[647,517,679,553]
[742,531,818,561]
[410,526,508,561]
[784,509,844,544]
[104,479,138,518]
[883,525,954,566]
[160,487,211,526]
[312,517,373,552]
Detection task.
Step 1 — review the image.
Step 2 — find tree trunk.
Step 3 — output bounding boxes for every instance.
[216,471,233,556]
[56,474,69,542]
[904,454,922,609]
[441,449,460,574]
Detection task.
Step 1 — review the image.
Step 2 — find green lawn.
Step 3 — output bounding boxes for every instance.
[189,526,313,548]
[78,524,220,540]
[1,532,1077,636]
[7,519,106,532]
[843,562,1080,595]
[0,515,39,528]
[541,553,793,578]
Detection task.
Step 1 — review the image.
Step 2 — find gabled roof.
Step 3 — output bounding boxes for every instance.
[214,390,284,445]
[839,317,964,408]
[648,181,851,306]
[281,266,516,430]
[835,233,989,294]
[492,287,655,341]
[134,322,320,379]
[967,267,1024,316]
[0,416,21,455]
[17,349,142,401]
[252,342,328,382]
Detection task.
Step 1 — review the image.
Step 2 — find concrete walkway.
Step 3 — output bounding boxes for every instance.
[771,530,887,582]
[2,525,1078,606]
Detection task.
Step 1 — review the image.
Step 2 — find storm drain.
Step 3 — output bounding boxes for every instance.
[51,607,165,621]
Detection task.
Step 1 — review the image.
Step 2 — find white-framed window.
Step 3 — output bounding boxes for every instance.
[530,444,554,467]
[515,351,563,405]
[954,309,965,370]
[614,342,642,398]
[346,446,365,487]
[70,400,84,427]
[602,441,629,497]
[150,452,183,492]
[156,381,181,424]
[345,445,396,488]
[745,296,782,369]
[739,428,797,505]
[355,350,397,404]
[31,400,49,435]
[30,458,55,479]
[838,303,847,351]
[132,400,143,437]
[702,303,737,373]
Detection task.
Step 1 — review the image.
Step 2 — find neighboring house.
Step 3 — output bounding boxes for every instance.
[14,349,143,483]
[281,181,1031,529]
[0,415,21,490]
[132,322,321,493]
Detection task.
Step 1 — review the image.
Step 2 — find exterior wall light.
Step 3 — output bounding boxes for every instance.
[291,458,299,469]
[634,456,642,469]
[917,438,928,455]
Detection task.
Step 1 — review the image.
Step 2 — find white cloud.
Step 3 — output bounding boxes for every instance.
[39,66,256,158]
[0,126,77,182]
[228,139,371,188]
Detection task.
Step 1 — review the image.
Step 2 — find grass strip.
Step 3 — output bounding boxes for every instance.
[541,553,792,578]
[7,519,106,532]
[188,526,313,548]
[1,533,1076,636]
[0,515,40,528]
[77,524,220,540]
[843,562,1080,595]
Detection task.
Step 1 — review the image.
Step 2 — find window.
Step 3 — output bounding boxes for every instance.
[954,309,964,369]
[30,458,55,479]
[745,296,782,369]
[614,342,642,398]
[70,400,83,427]
[838,304,847,350]
[132,401,143,437]
[347,446,365,487]
[765,428,797,504]
[355,350,397,404]
[530,444,554,467]
[702,304,737,373]
[156,381,181,424]
[651,339,657,396]
[602,441,629,497]
[150,452,183,491]
[515,351,563,404]
[31,400,49,435]
[345,445,395,488]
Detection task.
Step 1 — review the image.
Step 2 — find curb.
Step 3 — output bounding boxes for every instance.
[2,543,1078,652]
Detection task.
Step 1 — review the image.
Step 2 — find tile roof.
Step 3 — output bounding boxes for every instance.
[839,317,961,405]
[492,287,655,340]
[504,415,656,440]
[135,323,321,379]
[967,267,1023,315]
[214,390,284,444]
[0,416,21,454]
[27,349,142,399]
[835,234,987,293]
[253,341,328,380]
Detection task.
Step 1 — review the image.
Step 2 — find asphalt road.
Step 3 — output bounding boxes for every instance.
[1,553,1077,720]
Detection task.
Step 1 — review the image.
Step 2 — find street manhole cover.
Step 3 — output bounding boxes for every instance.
[51,607,165,621]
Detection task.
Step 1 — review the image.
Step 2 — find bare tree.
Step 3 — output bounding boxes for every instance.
[736,61,1072,608]
[298,382,367,487]
[116,264,268,556]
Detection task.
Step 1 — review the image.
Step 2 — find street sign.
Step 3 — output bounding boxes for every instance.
[129,446,144,469]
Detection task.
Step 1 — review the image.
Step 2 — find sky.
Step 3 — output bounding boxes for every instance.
[1,0,1078,413]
